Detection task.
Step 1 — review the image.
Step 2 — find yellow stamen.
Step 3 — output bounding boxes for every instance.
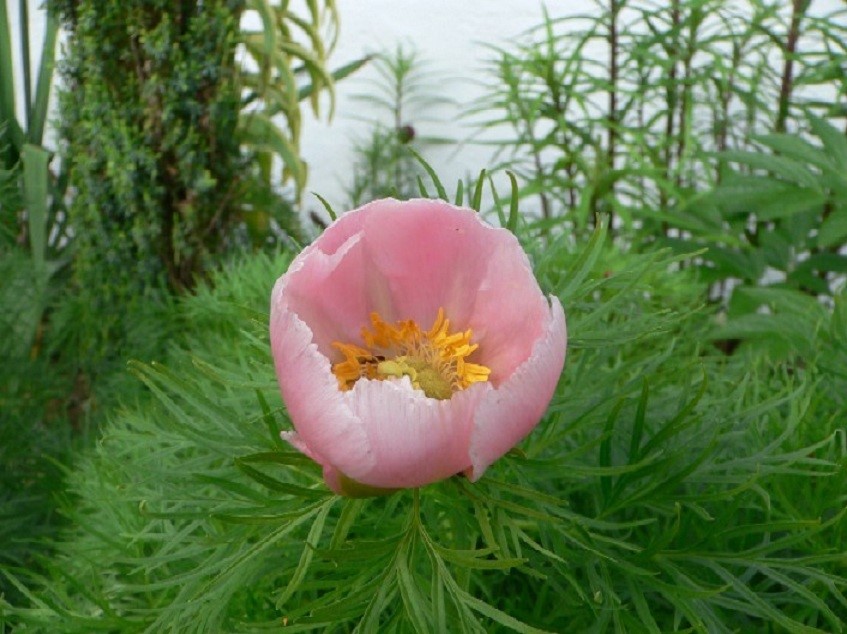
[331,308,491,400]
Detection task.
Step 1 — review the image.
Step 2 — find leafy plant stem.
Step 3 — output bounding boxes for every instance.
[775,0,809,132]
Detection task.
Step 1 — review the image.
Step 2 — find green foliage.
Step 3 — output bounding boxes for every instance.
[684,114,847,297]
[476,2,847,268]
[0,352,73,604]
[0,0,349,609]
[46,0,351,374]
[0,0,58,165]
[476,0,847,369]
[3,210,845,631]
[1,2,68,354]
[51,0,246,295]
[0,5,75,605]
[2,3,846,630]
[239,0,336,197]
[237,0,365,245]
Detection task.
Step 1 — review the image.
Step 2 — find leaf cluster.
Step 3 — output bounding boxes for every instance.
[474,1,847,311]
[3,206,845,631]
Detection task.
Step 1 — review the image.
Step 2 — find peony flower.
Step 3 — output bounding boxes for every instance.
[269,198,566,496]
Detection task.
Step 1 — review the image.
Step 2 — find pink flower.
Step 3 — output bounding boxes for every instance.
[269,198,566,496]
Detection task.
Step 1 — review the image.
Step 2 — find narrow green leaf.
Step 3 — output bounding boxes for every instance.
[471,169,486,212]
[198,505,324,601]
[298,56,370,106]
[235,460,328,499]
[431,564,447,634]
[432,543,526,571]
[319,537,399,563]
[329,498,364,549]
[194,474,271,503]
[719,149,819,189]
[396,545,432,632]
[213,510,313,525]
[416,174,430,198]
[408,147,447,200]
[0,1,24,159]
[293,574,383,622]
[808,113,847,170]
[628,381,649,463]
[488,173,507,227]
[638,371,707,458]
[555,216,607,300]
[276,499,334,607]
[238,450,320,467]
[21,143,50,271]
[357,574,398,633]
[818,206,847,249]
[246,0,277,82]
[599,400,624,504]
[506,169,520,233]
[711,177,825,220]
[753,132,835,174]
[453,178,464,206]
[238,113,306,193]
[472,500,499,554]
[255,390,286,449]
[458,588,554,634]
[312,191,337,221]
[625,577,662,634]
[27,10,58,145]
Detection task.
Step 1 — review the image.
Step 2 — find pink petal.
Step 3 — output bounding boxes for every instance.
[467,296,567,480]
[342,378,489,489]
[360,199,496,325]
[269,294,375,481]
[466,239,549,384]
[280,232,386,357]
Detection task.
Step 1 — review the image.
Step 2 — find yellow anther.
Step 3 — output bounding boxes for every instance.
[331,309,491,399]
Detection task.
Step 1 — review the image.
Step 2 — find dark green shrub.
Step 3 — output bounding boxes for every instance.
[51,0,246,297]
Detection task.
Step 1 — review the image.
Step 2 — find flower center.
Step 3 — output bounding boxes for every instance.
[331,308,491,400]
